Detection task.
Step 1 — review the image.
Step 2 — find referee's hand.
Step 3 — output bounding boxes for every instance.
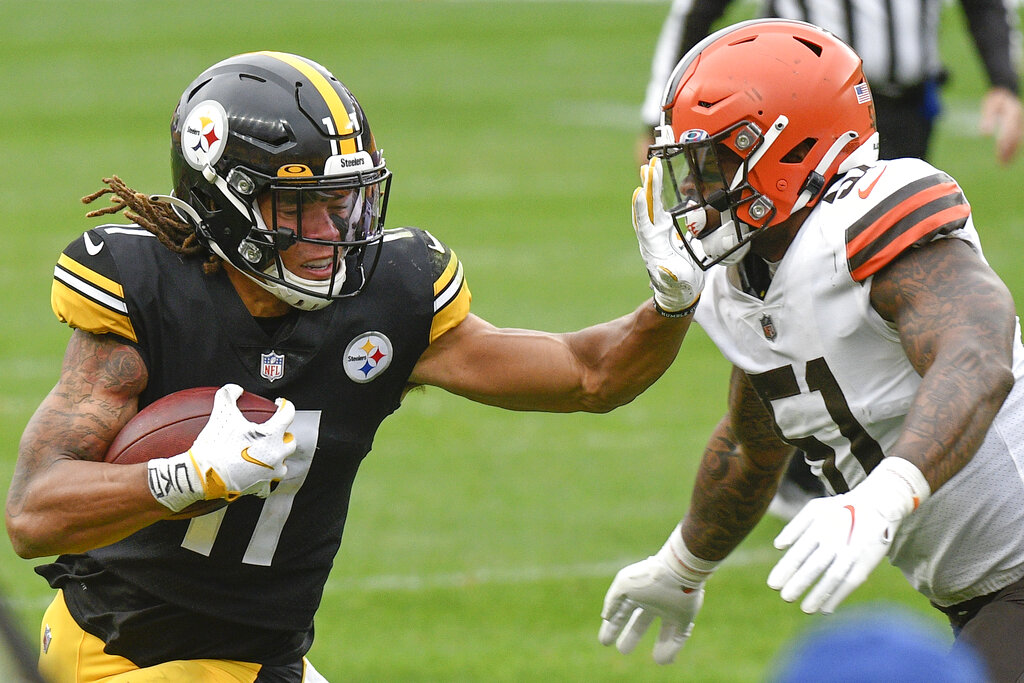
[980,86,1023,165]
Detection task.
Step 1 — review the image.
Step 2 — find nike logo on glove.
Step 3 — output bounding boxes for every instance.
[857,168,886,199]
[844,504,856,543]
[241,447,274,469]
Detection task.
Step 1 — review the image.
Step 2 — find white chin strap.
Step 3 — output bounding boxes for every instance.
[206,240,342,311]
[274,259,346,310]
[241,205,347,311]
[680,202,752,266]
[703,212,752,265]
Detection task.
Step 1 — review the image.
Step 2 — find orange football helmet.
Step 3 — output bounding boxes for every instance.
[650,20,879,269]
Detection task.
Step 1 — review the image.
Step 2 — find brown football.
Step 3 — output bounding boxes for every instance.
[106,386,278,520]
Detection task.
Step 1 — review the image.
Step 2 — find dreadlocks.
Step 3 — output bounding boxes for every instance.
[81,176,221,274]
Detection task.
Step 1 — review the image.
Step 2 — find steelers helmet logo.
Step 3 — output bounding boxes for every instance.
[181,99,228,171]
[344,331,393,383]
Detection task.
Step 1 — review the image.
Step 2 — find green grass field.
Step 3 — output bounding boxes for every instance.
[2,1,1022,680]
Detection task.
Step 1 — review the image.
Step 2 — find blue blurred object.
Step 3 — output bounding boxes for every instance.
[768,605,987,682]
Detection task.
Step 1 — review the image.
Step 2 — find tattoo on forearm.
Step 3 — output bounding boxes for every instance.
[7,333,146,516]
[684,371,792,559]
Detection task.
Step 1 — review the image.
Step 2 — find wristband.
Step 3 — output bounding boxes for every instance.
[659,523,720,589]
[654,296,700,318]
[864,457,931,518]
[147,452,205,512]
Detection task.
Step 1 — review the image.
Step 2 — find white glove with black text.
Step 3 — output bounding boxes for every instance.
[632,159,704,315]
[599,525,719,664]
[767,457,930,614]
[147,383,296,513]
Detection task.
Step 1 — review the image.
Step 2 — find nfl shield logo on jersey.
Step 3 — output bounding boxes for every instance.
[760,314,777,342]
[260,351,285,382]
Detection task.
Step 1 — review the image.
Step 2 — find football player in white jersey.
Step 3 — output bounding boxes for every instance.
[599,19,1024,680]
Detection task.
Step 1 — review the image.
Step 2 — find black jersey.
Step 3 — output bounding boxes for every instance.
[39,224,471,666]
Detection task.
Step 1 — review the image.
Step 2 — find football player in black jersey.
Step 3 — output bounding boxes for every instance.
[5,52,704,682]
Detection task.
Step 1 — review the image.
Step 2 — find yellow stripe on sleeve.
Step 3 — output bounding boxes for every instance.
[51,280,138,342]
[433,252,458,296]
[57,253,124,299]
[429,252,471,343]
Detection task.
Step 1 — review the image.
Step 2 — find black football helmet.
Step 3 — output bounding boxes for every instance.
[165,51,391,309]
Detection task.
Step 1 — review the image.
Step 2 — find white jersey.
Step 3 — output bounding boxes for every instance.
[695,157,1024,606]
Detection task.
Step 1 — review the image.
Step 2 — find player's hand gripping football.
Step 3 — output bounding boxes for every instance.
[599,526,718,665]
[633,159,704,315]
[767,457,930,614]
[147,383,296,513]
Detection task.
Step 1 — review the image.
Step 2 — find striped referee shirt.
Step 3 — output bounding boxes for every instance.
[641,0,1022,126]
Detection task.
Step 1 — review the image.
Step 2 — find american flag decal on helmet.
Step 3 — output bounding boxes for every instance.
[854,82,871,104]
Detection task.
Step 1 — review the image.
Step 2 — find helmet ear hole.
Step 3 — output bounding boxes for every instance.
[781,138,818,164]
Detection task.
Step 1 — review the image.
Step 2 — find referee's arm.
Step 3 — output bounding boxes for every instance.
[960,0,1023,163]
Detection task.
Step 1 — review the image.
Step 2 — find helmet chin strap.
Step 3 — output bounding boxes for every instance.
[242,201,346,311]
[790,130,859,213]
[150,193,204,225]
[207,238,339,312]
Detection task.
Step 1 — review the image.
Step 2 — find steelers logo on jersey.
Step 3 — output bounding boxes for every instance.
[181,99,228,171]
[344,332,393,383]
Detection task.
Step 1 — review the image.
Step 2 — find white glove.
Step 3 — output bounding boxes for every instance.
[599,525,718,664]
[147,384,296,513]
[767,457,930,614]
[632,159,704,314]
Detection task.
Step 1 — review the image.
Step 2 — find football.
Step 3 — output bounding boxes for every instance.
[106,386,278,520]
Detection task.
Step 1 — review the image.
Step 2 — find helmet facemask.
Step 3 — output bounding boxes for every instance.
[652,121,778,270]
[167,51,392,311]
[650,19,880,271]
[223,166,389,310]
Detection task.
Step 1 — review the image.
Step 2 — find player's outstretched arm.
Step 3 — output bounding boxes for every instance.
[410,159,702,413]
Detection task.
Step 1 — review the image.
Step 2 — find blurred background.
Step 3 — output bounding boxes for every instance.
[1,1,1021,680]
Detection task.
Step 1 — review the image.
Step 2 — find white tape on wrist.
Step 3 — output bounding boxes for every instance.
[147,452,205,512]
[660,524,721,589]
[864,457,931,519]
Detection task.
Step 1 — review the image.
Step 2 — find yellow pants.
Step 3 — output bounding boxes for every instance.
[38,591,326,682]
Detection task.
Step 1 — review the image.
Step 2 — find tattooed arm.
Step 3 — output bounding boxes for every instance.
[870,237,1016,491]
[680,366,796,561]
[597,365,794,662]
[5,330,169,558]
